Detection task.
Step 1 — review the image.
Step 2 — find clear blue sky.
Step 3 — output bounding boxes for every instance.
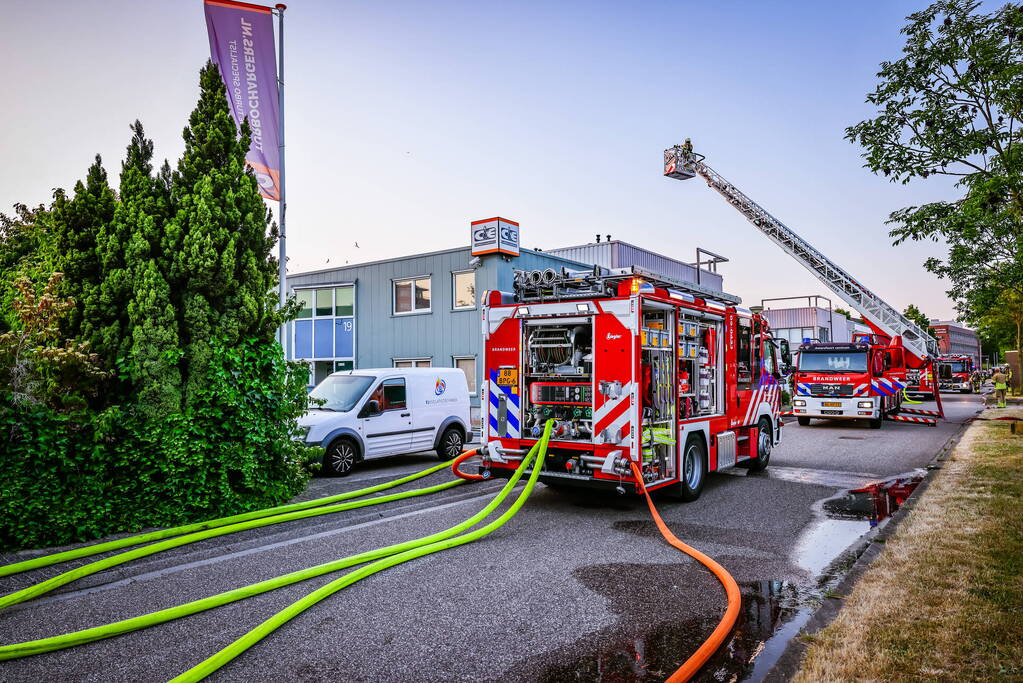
[2,1,975,320]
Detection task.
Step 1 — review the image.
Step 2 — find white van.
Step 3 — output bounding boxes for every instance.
[299,368,471,476]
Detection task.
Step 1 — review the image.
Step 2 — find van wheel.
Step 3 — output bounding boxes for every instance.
[741,417,772,472]
[323,438,358,477]
[797,416,811,426]
[437,427,464,460]
[669,436,706,502]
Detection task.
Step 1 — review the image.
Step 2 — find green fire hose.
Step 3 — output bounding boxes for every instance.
[0,421,552,675]
[0,477,465,610]
[172,421,554,682]
[0,459,458,579]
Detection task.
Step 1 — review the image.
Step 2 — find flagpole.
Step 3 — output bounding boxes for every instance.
[275,3,287,347]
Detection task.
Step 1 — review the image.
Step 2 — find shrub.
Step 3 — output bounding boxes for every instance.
[0,338,314,550]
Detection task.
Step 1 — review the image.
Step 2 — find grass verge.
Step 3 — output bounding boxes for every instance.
[793,408,1023,682]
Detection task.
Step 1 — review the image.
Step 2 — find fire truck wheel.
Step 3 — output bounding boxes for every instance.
[323,438,359,477]
[797,417,811,426]
[672,436,706,502]
[742,417,772,472]
[436,426,465,460]
[869,418,883,429]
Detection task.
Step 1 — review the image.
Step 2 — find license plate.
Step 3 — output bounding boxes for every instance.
[496,368,518,386]
[822,401,842,407]
[822,409,843,415]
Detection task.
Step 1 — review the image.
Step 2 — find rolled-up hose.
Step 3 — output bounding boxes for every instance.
[0,459,458,579]
[170,421,555,682]
[630,461,741,682]
[0,429,551,663]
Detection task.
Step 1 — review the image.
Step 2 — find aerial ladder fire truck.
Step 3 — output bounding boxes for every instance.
[663,142,944,427]
[479,265,787,501]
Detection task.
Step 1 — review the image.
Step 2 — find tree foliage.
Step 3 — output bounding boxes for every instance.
[0,273,107,412]
[48,156,116,345]
[846,0,1023,322]
[0,62,311,551]
[168,63,288,404]
[976,288,1023,357]
[0,203,50,333]
[902,303,933,331]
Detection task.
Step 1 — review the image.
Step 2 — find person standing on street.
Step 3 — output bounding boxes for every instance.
[992,367,1009,408]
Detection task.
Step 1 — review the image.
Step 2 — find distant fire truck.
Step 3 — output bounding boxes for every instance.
[935,354,976,393]
[791,334,910,429]
[480,267,787,500]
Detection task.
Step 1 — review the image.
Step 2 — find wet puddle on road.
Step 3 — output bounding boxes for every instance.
[525,580,805,683]
[534,472,928,682]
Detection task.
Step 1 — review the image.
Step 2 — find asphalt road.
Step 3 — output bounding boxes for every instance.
[0,394,983,682]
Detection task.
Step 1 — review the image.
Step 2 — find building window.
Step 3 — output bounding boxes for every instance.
[452,271,476,310]
[394,358,432,368]
[454,356,477,392]
[296,290,313,319]
[293,285,356,386]
[309,359,352,387]
[335,286,354,316]
[394,277,431,314]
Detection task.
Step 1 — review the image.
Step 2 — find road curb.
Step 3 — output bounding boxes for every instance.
[762,411,977,682]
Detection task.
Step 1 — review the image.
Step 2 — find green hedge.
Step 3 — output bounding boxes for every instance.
[0,339,314,551]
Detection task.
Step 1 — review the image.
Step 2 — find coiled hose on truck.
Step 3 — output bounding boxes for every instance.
[630,461,741,682]
[0,422,553,683]
[0,460,466,609]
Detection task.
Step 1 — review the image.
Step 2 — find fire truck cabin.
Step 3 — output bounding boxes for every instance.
[480,266,785,501]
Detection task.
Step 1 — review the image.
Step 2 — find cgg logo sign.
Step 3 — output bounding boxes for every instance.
[471,217,520,257]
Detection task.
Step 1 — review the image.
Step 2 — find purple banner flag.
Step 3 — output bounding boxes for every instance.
[204,0,281,201]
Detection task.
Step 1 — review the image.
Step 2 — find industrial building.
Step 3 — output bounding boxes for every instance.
[928,319,982,367]
[284,220,724,428]
[759,296,856,345]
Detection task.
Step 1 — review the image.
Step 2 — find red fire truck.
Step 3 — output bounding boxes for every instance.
[792,333,909,429]
[480,266,787,501]
[935,354,976,394]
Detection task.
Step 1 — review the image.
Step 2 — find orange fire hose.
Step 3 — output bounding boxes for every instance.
[451,447,484,481]
[630,461,741,682]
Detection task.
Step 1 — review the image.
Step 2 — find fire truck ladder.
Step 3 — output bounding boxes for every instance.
[663,143,944,422]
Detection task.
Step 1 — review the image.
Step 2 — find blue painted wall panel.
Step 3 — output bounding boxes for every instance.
[314,319,333,357]
[295,320,312,358]
[334,318,354,357]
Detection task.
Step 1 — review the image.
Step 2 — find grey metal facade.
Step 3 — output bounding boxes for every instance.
[284,246,592,424]
[762,306,854,344]
[545,240,723,292]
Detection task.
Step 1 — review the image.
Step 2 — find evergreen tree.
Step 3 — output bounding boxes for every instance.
[105,121,182,415]
[48,156,115,344]
[168,62,283,402]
